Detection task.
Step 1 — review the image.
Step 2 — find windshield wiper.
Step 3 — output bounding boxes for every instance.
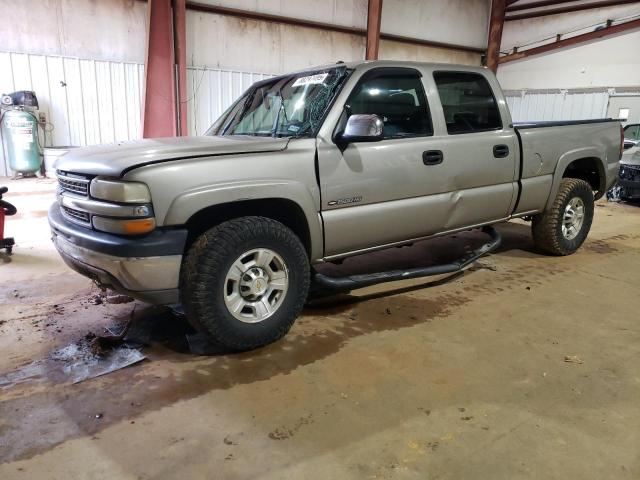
[270,90,289,138]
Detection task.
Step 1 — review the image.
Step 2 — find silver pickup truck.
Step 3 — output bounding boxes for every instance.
[49,60,622,350]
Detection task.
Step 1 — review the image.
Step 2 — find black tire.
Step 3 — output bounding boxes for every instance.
[180,216,310,351]
[532,178,594,256]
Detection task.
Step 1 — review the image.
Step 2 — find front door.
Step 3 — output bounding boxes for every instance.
[317,67,454,257]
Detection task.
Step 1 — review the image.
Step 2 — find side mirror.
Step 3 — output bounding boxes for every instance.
[336,114,384,144]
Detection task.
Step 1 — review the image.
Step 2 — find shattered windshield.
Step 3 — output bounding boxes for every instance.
[210,66,350,138]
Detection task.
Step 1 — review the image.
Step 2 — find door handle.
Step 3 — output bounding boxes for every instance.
[423,150,443,165]
[493,144,509,158]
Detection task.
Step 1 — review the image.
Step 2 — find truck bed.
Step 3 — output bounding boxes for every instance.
[512,118,621,215]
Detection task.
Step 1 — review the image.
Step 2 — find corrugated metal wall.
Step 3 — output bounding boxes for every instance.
[504,90,609,123]
[0,51,273,176]
[0,51,144,176]
[186,67,273,136]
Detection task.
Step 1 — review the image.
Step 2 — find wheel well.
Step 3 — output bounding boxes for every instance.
[184,198,312,256]
[563,157,605,199]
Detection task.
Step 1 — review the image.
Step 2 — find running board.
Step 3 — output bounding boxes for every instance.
[313,226,501,292]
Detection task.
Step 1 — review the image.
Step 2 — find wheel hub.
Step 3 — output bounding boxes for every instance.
[562,197,585,240]
[223,248,289,323]
[240,267,270,298]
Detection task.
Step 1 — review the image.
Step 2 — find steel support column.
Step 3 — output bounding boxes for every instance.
[365,0,383,60]
[142,0,187,138]
[486,0,506,72]
[174,0,187,136]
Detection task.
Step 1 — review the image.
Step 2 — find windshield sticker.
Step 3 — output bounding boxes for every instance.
[292,73,329,87]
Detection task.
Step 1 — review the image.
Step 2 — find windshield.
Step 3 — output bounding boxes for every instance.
[210,66,350,138]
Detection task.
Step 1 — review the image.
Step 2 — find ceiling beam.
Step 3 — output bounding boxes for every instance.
[506,0,640,21]
[487,0,507,72]
[366,0,383,60]
[507,0,578,12]
[499,17,640,63]
[184,1,485,54]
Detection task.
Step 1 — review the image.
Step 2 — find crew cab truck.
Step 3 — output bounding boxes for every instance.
[49,61,623,351]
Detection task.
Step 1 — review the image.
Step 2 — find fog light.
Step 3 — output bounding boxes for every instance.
[133,205,151,217]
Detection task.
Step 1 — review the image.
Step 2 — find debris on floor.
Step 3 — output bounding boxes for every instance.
[564,355,584,364]
[51,340,146,384]
[89,308,136,356]
[105,294,135,305]
[468,261,497,272]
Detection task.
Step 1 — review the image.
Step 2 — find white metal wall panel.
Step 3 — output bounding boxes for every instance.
[0,51,144,176]
[187,67,273,136]
[0,50,275,175]
[505,90,609,123]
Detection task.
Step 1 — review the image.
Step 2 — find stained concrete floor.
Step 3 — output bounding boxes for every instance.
[1,178,639,479]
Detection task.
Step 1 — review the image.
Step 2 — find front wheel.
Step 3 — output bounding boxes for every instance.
[180,217,310,351]
[532,178,594,256]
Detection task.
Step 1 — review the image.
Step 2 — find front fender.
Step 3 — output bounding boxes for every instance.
[163,180,324,260]
[545,147,606,210]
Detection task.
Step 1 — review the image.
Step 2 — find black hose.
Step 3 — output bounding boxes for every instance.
[1,199,17,216]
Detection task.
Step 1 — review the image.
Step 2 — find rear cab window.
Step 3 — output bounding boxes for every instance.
[344,68,433,139]
[433,71,502,134]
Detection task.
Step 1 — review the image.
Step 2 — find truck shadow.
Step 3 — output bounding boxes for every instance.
[124,221,537,356]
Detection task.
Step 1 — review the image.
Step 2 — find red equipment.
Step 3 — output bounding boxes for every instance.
[0,186,16,254]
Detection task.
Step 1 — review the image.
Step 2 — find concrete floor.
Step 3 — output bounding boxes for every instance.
[1,178,639,479]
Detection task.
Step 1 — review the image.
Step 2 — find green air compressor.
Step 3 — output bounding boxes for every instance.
[1,91,42,176]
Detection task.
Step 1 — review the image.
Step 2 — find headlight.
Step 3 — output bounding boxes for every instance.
[90,178,151,203]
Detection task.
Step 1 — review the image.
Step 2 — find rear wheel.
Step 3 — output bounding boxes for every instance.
[532,178,594,256]
[181,216,309,351]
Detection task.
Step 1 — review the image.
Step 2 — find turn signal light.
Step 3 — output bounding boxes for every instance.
[92,216,156,235]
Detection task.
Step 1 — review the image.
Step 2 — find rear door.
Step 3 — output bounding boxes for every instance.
[430,70,518,227]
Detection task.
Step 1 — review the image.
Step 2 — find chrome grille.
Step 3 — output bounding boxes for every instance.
[62,206,90,225]
[619,164,640,182]
[58,173,90,197]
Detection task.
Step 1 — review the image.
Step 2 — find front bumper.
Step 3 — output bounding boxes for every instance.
[49,202,187,304]
[618,163,640,199]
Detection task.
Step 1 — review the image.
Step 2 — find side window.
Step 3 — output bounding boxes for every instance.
[433,71,502,134]
[345,70,432,138]
[624,124,640,140]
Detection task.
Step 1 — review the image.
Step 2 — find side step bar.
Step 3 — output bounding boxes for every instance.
[313,226,502,293]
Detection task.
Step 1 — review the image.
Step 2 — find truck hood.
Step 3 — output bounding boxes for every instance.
[55,136,290,177]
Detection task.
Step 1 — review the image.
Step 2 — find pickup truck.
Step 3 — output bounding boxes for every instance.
[49,60,623,351]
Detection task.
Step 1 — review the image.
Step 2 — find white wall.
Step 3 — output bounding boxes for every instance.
[0,0,147,63]
[498,29,640,90]
[186,10,366,73]
[0,52,144,176]
[190,0,368,29]
[498,3,640,90]
[382,0,489,49]
[378,40,480,66]
[187,10,482,74]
